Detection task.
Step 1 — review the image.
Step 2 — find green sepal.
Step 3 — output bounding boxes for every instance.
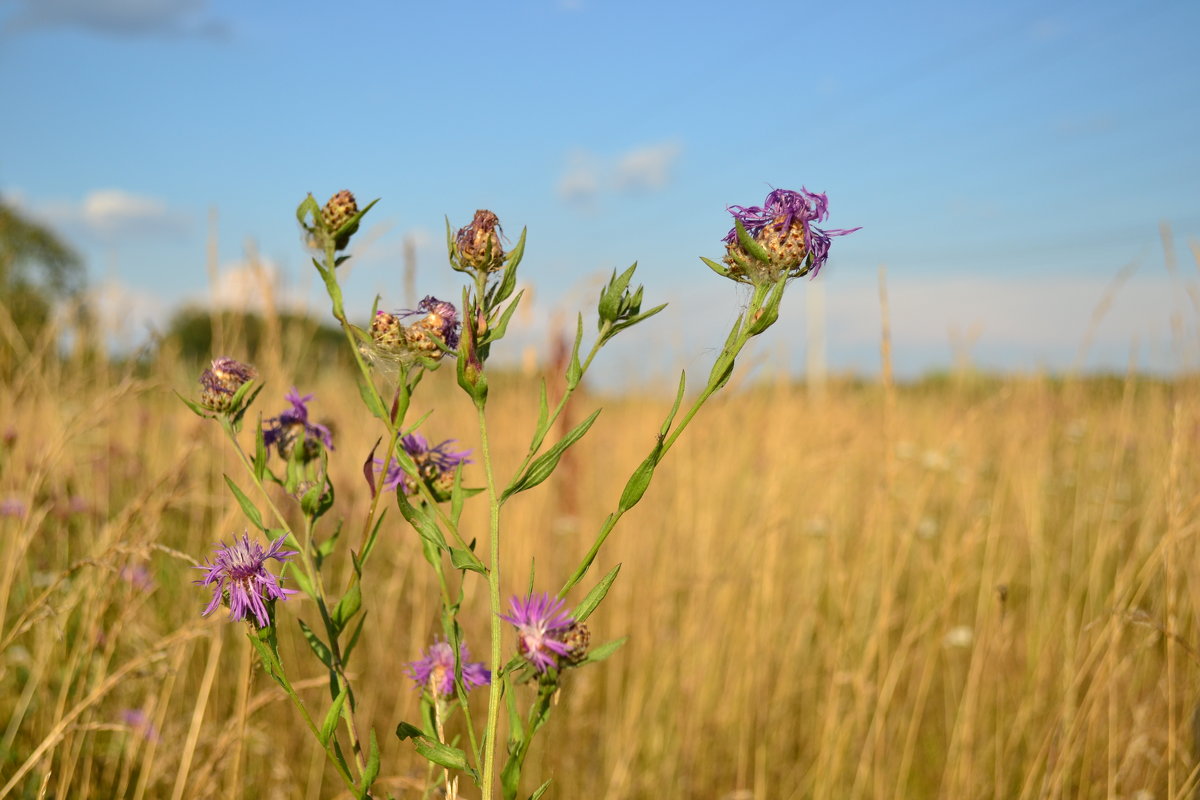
[572,563,620,623]
[733,217,771,264]
[298,618,333,669]
[319,684,349,746]
[449,546,487,575]
[174,390,215,419]
[700,256,732,278]
[223,475,265,531]
[580,636,627,664]
[357,729,380,800]
[502,408,601,501]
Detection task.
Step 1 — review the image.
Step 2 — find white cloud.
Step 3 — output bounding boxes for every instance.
[614,141,681,193]
[3,0,229,38]
[557,139,683,205]
[205,258,313,314]
[34,189,190,240]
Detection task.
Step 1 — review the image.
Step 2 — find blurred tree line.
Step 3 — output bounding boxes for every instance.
[1,199,348,379]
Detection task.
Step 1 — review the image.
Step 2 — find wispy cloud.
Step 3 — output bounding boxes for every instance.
[557,139,683,206]
[36,189,191,240]
[2,0,229,39]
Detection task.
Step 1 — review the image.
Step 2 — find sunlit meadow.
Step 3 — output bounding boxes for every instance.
[2,198,1200,800]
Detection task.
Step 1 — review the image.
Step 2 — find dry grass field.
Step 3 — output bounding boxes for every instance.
[2,304,1199,799]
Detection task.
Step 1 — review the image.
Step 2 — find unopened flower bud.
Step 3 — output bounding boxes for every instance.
[455,209,505,273]
[557,621,590,665]
[199,357,257,412]
[321,190,359,250]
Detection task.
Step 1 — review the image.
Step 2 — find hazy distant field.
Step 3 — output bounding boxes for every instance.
[2,316,1198,799]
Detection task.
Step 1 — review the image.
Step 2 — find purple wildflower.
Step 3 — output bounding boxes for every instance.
[0,497,26,518]
[374,433,471,496]
[195,532,298,628]
[199,357,257,412]
[402,295,462,355]
[120,708,160,742]
[500,593,576,673]
[406,639,491,697]
[262,388,334,459]
[724,188,860,280]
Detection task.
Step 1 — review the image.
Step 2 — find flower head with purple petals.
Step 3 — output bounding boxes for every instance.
[500,593,576,673]
[375,432,471,500]
[402,295,461,358]
[722,188,860,283]
[407,639,491,697]
[263,388,334,460]
[195,532,298,628]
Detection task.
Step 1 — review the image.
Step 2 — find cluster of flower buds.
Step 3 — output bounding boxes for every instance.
[199,357,257,412]
[716,188,860,285]
[368,296,461,365]
[453,209,505,274]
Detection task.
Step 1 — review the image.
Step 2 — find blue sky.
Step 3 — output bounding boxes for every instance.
[2,0,1198,378]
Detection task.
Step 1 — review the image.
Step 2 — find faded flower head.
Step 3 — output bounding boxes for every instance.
[722,188,860,283]
[375,432,471,499]
[199,357,257,412]
[402,296,461,359]
[455,209,505,273]
[407,639,491,697]
[195,532,297,628]
[500,593,576,673]
[262,389,334,461]
[321,190,359,250]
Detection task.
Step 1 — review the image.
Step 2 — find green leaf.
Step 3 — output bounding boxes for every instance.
[287,562,315,599]
[333,583,363,630]
[502,408,601,501]
[449,547,487,574]
[342,613,367,663]
[358,729,380,800]
[319,684,349,746]
[485,289,525,344]
[662,371,686,437]
[581,636,627,664]
[605,302,668,343]
[357,378,386,421]
[246,628,283,683]
[174,390,214,419]
[619,448,660,512]
[223,475,265,531]
[395,721,424,741]
[565,313,584,388]
[298,619,333,669]
[413,738,476,778]
[228,382,263,433]
[529,779,553,800]
[253,415,267,481]
[296,193,320,229]
[573,563,620,623]
[360,512,385,567]
[700,256,732,278]
[397,493,447,553]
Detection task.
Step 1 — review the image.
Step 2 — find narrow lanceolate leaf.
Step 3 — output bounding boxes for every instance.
[662,371,686,437]
[502,408,602,501]
[449,547,487,574]
[342,613,367,663]
[357,729,380,800]
[298,619,333,669]
[700,256,732,278]
[573,563,620,622]
[253,415,267,481]
[565,313,584,388]
[362,438,381,498]
[581,636,628,664]
[223,475,265,531]
[174,390,214,419]
[357,378,386,421]
[530,778,553,800]
[333,583,363,631]
[319,684,349,746]
[619,447,660,512]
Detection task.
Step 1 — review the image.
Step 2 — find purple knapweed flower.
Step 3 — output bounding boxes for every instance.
[406,639,491,697]
[199,357,257,412]
[500,593,576,673]
[375,433,471,497]
[119,708,160,742]
[722,187,860,282]
[263,388,334,460]
[0,497,27,518]
[195,532,298,628]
